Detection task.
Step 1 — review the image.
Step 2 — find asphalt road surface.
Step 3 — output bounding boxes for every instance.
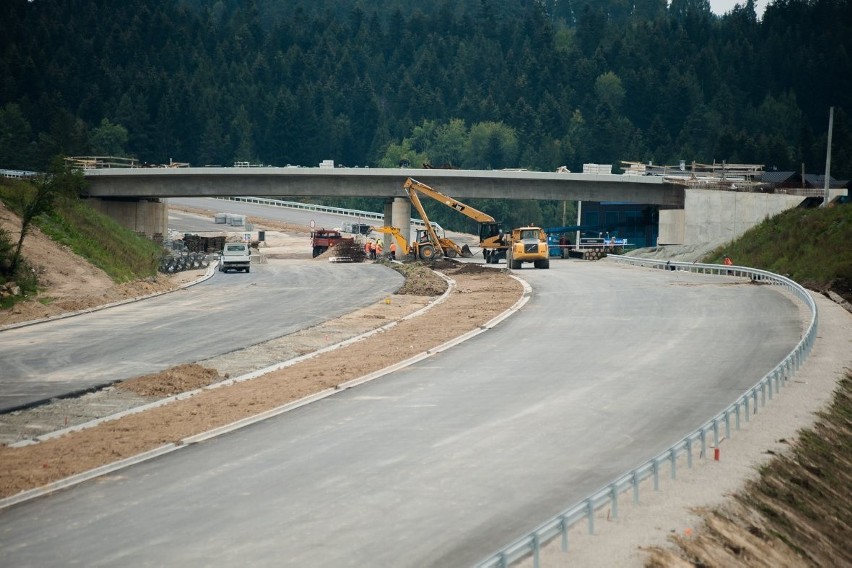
[0,262,403,412]
[0,261,803,567]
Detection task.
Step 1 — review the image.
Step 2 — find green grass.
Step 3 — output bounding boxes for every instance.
[0,178,161,288]
[703,204,852,299]
[38,198,161,282]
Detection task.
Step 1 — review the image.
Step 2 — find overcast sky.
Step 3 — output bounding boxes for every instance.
[707,0,767,16]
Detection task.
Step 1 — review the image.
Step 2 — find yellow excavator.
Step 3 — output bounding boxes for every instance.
[401,178,475,259]
[372,225,465,261]
[402,177,507,263]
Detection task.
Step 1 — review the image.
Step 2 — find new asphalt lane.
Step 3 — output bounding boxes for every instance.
[0,260,804,567]
[0,262,403,411]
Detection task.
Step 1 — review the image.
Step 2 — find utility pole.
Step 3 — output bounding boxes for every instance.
[575,200,582,251]
[823,106,834,206]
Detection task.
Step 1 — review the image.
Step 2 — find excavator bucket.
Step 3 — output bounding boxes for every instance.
[461,245,473,258]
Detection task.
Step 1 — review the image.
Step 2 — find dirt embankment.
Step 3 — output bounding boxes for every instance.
[0,200,201,326]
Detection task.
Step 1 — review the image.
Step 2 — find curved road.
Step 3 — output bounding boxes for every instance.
[0,262,403,411]
[0,260,803,567]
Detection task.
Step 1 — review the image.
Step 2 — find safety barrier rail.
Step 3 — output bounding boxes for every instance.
[212,196,441,231]
[0,168,38,179]
[215,196,383,221]
[477,256,818,568]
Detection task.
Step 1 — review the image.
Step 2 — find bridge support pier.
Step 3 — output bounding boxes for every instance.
[85,197,168,240]
[389,197,411,254]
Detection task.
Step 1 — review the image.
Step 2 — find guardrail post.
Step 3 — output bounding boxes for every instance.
[752,389,759,414]
[724,410,731,440]
[610,484,619,518]
[713,418,720,447]
[686,438,693,468]
[587,500,595,534]
[632,471,640,503]
[560,516,569,551]
[735,402,741,430]
[670,449,677,479]
[653,460,660,491]
[532,533,540,568]
[761,382,767,406]
[700,428,707,458]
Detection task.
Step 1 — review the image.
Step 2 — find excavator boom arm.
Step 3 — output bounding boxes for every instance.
[403,185,445,255]
[372,226,409,253]
[403,178,496,223]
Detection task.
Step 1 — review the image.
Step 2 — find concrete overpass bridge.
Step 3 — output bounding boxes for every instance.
[82,166,809,247]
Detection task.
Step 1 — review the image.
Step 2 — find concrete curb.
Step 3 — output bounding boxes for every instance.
[0,266,527,509]
[10,270,457,448]
[0,444,179,510]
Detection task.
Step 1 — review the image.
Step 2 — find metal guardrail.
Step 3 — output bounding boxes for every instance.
[477,256,819,568]
[216,195,383,221]
[0,168,38,179]
[213,196,442,232]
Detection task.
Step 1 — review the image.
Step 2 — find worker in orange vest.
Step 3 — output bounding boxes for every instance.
[365,240,374,260]
[389,241,397,260]
[374,239,383,258]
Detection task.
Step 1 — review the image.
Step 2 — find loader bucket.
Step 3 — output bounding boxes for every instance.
[461,245,473,258]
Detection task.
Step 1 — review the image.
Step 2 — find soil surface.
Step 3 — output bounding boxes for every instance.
[0,200,187,325]
[2,203,850,568]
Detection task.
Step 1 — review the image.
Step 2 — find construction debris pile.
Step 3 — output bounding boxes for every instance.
[182,235,226,253]
[327,239,366,263]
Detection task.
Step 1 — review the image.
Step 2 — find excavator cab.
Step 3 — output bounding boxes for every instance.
[479,222,502,242]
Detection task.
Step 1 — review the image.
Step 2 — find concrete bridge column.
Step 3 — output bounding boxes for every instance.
[86,197,167,241]
[390,198,411,253]
[382,200,393,253]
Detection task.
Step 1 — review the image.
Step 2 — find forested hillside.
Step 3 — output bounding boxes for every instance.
[1,0,850,179]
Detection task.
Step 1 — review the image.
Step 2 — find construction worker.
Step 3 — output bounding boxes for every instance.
[723,255,733,266]
[389,241,397,260]
[365,240,373,260]
[374,239,383,259]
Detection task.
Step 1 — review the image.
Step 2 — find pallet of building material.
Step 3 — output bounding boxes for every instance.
[182,234,204,252]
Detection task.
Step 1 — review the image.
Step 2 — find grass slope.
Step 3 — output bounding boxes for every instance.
[0,178,160,290]
[705,204,852,302]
